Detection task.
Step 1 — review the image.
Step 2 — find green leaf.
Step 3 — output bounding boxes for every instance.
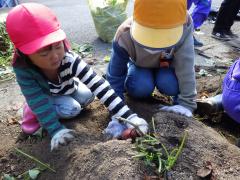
[28,169,40,179]
[103,55,110,62]
[0,21,13,67]
[2,174,16,180]
[71,43,93,58]
[88,0,128,42]
[78,43,93,53]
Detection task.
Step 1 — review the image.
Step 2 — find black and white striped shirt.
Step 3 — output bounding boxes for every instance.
[48,51,133,119]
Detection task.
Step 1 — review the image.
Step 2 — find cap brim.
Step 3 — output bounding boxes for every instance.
[131,21,183,48]
[18,29,66,54]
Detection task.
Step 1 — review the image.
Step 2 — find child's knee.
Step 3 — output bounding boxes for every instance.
[157,82,179,96]
[125,68,154,98]
[126,82,154,98]
[80,92,95,107]
[74,83,95,107]
[156,68,179,96]
[56,102,82,119]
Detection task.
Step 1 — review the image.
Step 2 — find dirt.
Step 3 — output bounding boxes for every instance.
[1,73,240,179]
[1,15,240,180]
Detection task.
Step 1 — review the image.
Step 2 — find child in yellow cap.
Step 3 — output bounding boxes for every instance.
[107,0,197,117]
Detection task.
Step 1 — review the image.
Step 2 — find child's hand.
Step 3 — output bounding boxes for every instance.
[103,118,128,139]
[103,115,148,140]
[126,114,148,134]
[160,105,193,117]
[51,129,75,151]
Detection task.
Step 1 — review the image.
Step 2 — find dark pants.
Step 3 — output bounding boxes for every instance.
[213,0,240,32]
[0,0,18,8]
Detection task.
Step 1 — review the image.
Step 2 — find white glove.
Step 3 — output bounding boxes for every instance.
[103,118,127,138]
[160,105,193,117]
[126,114,148,134]
[51,129,75,151]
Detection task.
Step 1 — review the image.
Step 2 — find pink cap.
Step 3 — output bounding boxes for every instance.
[6,3,66,55]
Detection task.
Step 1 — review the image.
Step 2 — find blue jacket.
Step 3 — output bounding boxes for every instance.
[222,58,240,123]
[188,0,212,29]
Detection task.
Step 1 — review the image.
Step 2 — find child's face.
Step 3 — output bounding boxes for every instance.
[28,41,65,70]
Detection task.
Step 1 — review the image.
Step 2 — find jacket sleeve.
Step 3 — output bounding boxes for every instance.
[14,67,65,137]
[70,52,134,119]
[189,0,212,29]
[106,41,130,100]
[172,18,197,112]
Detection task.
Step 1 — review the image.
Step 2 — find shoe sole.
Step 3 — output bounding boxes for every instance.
[211,34,231,41]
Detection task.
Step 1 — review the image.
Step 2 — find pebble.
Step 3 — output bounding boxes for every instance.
[0,157,8,163]
[10,165,16,171]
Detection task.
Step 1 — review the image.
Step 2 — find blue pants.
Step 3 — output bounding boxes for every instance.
[125,62,179,98]
[50,82,94,119]
[0,0,18,8]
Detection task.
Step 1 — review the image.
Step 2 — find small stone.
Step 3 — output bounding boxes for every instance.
[235,138,240,147]
[228,168,234,173]
[10,165,16,171]
[0,157,8,163]
[9,152,16,159]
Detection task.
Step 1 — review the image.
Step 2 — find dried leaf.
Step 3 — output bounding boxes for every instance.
[197,161,213,178]
[7,116,19,125]
[144,174,163,180]
[200,92,210,99]
[28,169,40,179]
[197,167,212,178]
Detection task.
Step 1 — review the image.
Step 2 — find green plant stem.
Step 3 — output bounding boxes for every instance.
[18,167,42,178]
[157,155,162,173]
[152,117,156,134]
[161,143,170,157]
[166,131,188,170]
[145,134,158,141]
[15,148,56,173]
[115,116,144,136]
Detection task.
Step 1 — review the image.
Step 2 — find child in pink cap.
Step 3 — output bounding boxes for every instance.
[6,3,148,151]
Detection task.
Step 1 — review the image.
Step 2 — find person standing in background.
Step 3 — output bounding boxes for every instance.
[211,0,240,40]
[187,0,212,47]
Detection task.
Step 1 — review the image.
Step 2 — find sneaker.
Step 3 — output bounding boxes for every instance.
[193,36,203,47]
[211,31,231,41]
